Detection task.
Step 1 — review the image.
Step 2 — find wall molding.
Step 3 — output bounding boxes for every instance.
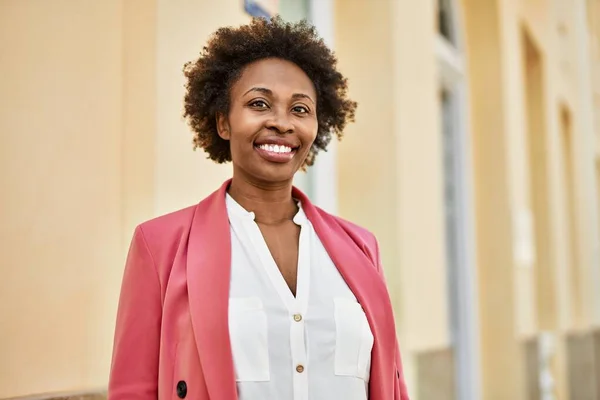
[3,390,106,400]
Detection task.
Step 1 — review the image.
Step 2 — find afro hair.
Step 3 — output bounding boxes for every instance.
[182,16,357,167]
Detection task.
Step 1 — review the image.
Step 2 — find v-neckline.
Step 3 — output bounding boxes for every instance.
[246,214,310,313]
[254,222,300,297]
[225,193,311,314]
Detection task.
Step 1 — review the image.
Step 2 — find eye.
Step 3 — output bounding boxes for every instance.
[292,105,309,114]
[249,99,269,109]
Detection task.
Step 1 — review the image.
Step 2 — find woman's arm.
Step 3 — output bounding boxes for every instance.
[108,226,162,400]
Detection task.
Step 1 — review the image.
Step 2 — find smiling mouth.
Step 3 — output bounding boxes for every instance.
[256,143,296,154]
[254,143,299,163]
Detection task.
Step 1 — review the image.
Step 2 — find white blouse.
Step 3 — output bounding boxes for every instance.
[226,194,374,400]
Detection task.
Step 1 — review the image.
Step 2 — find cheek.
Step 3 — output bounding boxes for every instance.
[304,123,319,148]
[226,131,247,163]
[230,136,251,163]
[227,107,257,144]
[228,124,255,150]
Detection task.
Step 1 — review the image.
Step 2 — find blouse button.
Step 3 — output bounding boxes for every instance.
[293,314,303,322]
[296,364,305,373]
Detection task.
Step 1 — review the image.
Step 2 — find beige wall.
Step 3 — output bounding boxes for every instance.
[0,0,251,397]
[153,0,247,217]
[463,0,527,397]
[334,0,600,397]
[333,0,400,320]
[335,0,449,351]
[0,1,124,397]
[390,0,450,354]
[121,0,157,248]
[335,0,450,395]
[121,0,251,241]
[464,0,600,398]
[589,0,600,329]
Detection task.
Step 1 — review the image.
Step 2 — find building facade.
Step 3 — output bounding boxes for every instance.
[1,0,599,399]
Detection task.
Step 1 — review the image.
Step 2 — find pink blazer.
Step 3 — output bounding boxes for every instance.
[109,180,409,400]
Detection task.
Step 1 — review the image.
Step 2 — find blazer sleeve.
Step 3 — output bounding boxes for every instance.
[108,225,162,400]
[373,238,410,400]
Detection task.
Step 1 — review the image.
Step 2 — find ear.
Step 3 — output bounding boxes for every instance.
[216,113,231,140]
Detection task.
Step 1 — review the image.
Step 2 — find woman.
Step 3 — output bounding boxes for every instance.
[109,17,409,400]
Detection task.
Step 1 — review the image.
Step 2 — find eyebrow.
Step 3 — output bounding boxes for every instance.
[243,87,315,104]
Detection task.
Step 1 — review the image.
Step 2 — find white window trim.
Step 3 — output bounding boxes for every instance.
[436,36,465,88]
[436,1,481,399]
[306,0,338,214]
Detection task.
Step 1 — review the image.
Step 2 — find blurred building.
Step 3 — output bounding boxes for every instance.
[1,0,599,399]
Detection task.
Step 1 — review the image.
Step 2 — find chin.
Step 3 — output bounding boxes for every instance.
[253,164,298,184]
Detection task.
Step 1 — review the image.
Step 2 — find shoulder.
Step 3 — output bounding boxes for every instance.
[131,204,198,270]
[314,207,380,267]
[137,204,198,243]
[331,213,376,242]
[133,183,226,259]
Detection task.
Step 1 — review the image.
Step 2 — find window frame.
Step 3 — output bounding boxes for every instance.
[435,1,481,399]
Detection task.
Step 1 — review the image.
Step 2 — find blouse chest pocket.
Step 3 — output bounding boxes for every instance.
[228,297,270,382]
[334,297,374,382]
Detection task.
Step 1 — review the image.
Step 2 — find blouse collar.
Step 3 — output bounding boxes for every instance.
[225,193,308,226]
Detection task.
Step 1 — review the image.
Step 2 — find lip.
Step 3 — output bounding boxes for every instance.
[254,136,300,148]
[253,136,300,164]
[254,144,298,163]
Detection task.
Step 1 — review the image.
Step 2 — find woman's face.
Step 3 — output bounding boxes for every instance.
[217,58,318,185]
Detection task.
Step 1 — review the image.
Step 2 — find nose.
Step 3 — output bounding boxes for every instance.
[265,108,294,134]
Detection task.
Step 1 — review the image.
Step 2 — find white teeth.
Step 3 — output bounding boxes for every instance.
[259,144,292,153]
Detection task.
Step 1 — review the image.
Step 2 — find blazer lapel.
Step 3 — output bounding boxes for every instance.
[187,180,238,400]
[294,187,397,400]
[185,180,395,400]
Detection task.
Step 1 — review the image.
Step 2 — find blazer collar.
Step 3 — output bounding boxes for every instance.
[187,180,395,400]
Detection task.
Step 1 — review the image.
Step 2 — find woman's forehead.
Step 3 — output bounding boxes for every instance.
[232,58,316,98]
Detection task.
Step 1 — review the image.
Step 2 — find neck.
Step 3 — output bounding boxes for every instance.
[228,174,298,224]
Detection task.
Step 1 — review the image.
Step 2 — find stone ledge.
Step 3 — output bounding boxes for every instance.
[523,335,541,400]
[2,390,106,400]
[415,346,456,400]
[567,329,600,400]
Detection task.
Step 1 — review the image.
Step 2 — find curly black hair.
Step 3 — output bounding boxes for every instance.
[182,16,357,167]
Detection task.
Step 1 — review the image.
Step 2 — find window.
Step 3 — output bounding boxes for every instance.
[278,0,309,23]
[436,0,480,399]
[438,0,457,45]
